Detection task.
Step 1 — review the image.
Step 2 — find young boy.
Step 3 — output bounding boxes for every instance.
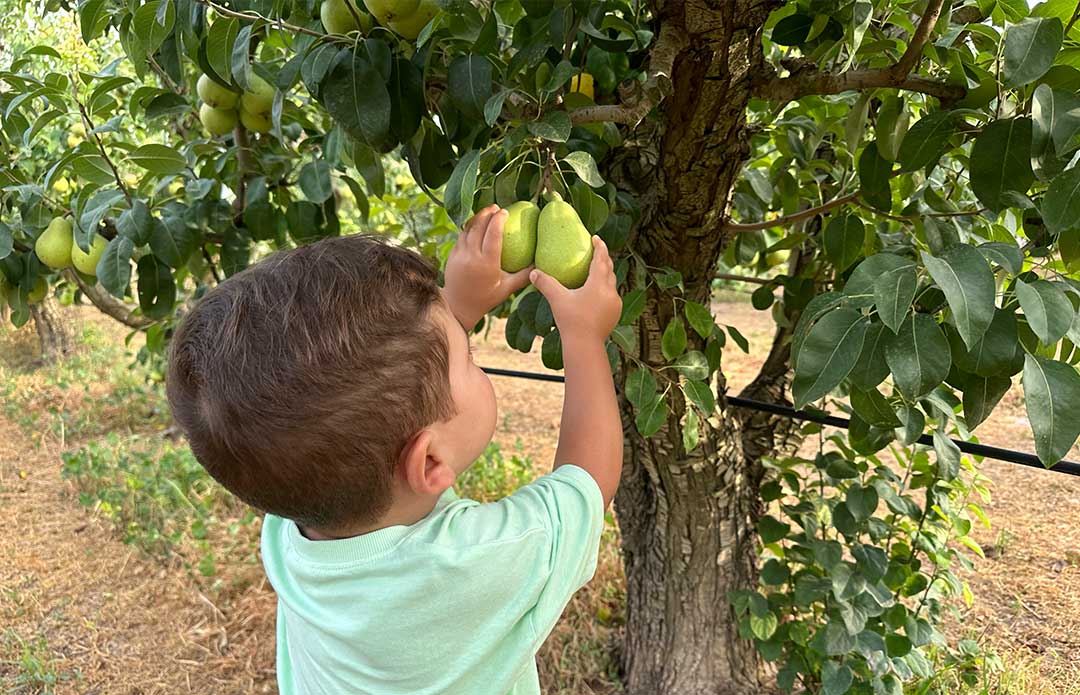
[166,205,624,694]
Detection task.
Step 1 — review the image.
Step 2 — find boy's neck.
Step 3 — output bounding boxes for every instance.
[298,491,444,541]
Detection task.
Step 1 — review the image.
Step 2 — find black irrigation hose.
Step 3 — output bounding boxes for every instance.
[480,366,1080,479]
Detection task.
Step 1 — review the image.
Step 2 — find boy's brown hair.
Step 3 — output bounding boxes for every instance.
[167,235,455,531]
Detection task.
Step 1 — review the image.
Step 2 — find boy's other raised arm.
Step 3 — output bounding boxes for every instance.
[530,238,623,508]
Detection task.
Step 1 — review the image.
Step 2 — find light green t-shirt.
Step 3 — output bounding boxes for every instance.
[260,464,604,695]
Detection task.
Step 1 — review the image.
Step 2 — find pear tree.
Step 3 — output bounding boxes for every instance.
[3,0,1080,693]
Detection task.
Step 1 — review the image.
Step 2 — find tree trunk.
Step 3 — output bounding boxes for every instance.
[30,296,74,362]
[611,2,782,693]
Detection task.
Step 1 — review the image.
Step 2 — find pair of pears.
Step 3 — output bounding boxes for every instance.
[501,196,593,289]
[197,73,275,136]
[321,0,438,39]
[35,217,108,277]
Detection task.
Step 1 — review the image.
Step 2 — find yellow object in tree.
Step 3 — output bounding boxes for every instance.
[569,73,595,100]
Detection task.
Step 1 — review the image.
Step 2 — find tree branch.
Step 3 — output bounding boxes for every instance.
[723,190,860,233]
[753,0,964,105]
[71,78,132,206]
[570,23,687,126]
[66,271,153,329]
[193,0,327,39]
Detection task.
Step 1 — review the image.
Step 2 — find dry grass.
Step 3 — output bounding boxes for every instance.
[1,302,1078,694]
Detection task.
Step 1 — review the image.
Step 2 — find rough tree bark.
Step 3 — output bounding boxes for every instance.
[609,2,788,693]
[29,296,74,362]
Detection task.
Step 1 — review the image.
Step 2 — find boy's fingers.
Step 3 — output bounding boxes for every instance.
[586,237,613,282]
[503,266,533,293]
[464,206,498,242]
[482,210,507,260]
[530,269,567,301]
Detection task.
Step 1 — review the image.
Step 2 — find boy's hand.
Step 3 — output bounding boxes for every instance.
[530,237,621,346]
[444,206,533,330]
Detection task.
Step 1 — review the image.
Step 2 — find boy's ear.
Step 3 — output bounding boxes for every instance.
[400,429,456,496]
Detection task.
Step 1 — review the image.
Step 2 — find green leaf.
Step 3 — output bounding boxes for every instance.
[117,200,154,246]
[682,407,700,451]
[793,291,846,360]
[127,144,186,175]
[483,88,511,126]
[851,387,901,427]
[541,329,563,370]
[563,151,604,188]
[886,314,952,400]
[72,154,115,186]
[1023,354,1080,464]
[684,300,714,339]
[388,57,425,144]
[1016,279,1074,345]
[934,429,961,480]
[136,254,176,320]
[758,515,790,544]
[448,55,492,119]
[749,612,778,640]
[921,245,996,350]
[846,483,879,521]
[321,53,392,149]
[299,160,334,204]
[844,253,914,308]
[771,13,813,45]
[150,216,196,269]
[970,118,1035,212]
[792,307,869,409]
[570,183,609,233]
[1032,85,1080,155]
[953,309,1024,377]
[528,110,572,142]
[1042,166,1080,234]
[825,660,851,695]
[1003,17,1063,88]
[662,317,688,360]
[873,264,917,334]
[132,0,176,56]
[0,223,11,260]
[619,289,647,325]
[79,0,109,44]
[898,111,956,172]
[625,367,657,407]
[444,150,480,227]
[858,141,892,212]
[635,394,668,437]
[351,142,385,198]
[77,189,125,247]
[610,325,637,353]
[682,379,715,413]
[97,235,134,298]
[978,242,1024,275]
[823,216,865,271]
[964,375,1012,429]
[671,351,709,381]
[206,18,240,86]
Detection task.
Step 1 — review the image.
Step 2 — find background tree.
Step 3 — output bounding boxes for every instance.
[3,0,1080,693]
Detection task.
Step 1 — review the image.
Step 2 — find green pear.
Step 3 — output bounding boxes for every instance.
[35,217,74,269]
[200,104,237,136]
[387,0,438,39]
[320,0,373,34]
[241,73,275,114]
[240,105,272,133]
[27,277,48,304]
[71,233,108,277]
[501,201,539,273]
[196,74,239,109]
[362,0,419,25]
[536,198,593,289]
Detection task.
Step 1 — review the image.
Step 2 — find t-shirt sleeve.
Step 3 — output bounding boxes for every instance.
[445,464,605,647]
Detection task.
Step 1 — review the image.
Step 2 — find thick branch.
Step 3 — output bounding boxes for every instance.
[754,0,964,105]
[570,23,687,126]
[723,190,860,233]
[67,271,153,329]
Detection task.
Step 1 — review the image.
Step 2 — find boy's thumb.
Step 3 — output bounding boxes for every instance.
[529,269,564,299]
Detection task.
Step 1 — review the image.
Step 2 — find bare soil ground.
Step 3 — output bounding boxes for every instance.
[1,303,1078,693]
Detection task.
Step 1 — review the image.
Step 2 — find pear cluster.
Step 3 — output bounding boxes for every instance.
[197,72,275,136]
[320,0,439,39]
[34,217,108,279]
[501,196,594,289]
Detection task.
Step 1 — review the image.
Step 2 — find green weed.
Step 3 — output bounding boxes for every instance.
[0,630,81,694]
[456,441,535,502]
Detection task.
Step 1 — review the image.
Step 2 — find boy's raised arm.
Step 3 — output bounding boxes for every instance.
[530,238,624,508]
